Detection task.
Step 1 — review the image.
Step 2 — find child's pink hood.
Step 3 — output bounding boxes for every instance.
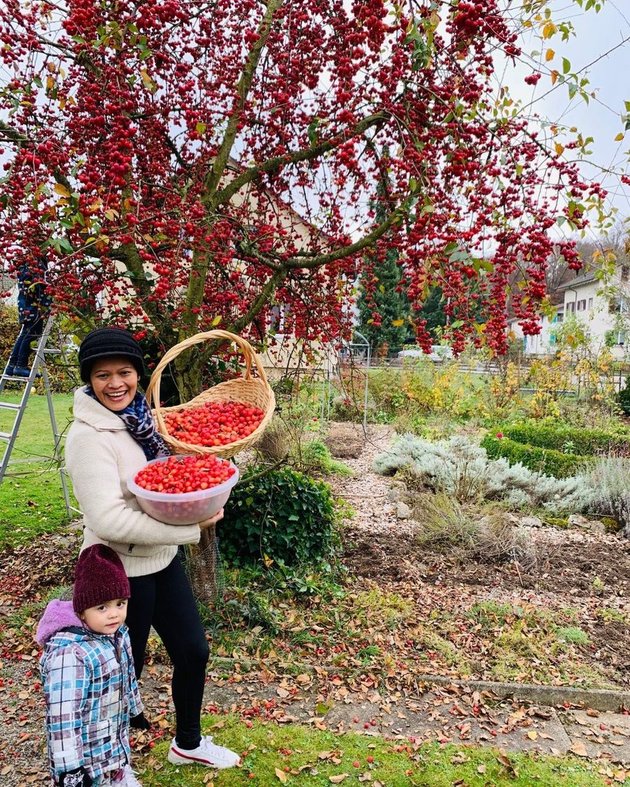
[35,599,83,646]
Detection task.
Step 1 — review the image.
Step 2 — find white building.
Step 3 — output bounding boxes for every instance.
[510,268,630,359]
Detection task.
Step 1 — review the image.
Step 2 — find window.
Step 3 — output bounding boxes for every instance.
[566,301,575,313]
[576,299,587,311]
[588,297,593,310]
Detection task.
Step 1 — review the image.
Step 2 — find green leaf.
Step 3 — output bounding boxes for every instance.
[562,57,571,75]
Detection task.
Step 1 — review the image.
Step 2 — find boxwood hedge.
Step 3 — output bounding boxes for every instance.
[481,434,591,478]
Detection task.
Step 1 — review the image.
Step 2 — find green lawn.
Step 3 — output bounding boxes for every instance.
[136,715,617,786]
[0,392,75,546]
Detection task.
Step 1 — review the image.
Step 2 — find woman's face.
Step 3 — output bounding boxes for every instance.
[90,357,139,411]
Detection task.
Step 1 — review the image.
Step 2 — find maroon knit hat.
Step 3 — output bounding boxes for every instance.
[73,544,131,614]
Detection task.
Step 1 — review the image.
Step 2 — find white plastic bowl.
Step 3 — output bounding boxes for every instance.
[128,456,240,525]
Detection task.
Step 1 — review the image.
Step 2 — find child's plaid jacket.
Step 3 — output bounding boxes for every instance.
[37,600,143,784]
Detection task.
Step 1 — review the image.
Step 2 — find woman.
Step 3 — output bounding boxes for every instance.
[65,327,240,770]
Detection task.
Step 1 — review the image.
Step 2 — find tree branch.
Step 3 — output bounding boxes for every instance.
[283,189,418,270]
[201,0,285,202]
[0,119,29,146]
[213,111,391,207]
[230,266,288,335]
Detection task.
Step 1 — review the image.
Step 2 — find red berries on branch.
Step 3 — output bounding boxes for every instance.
[0,0,604,358]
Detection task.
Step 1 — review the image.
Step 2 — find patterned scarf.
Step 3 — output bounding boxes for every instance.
[86,387,171,460]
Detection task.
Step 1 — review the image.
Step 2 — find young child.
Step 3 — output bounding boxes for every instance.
[36,545,145,786]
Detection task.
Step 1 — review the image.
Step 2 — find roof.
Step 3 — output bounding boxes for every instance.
[556,270,598,291]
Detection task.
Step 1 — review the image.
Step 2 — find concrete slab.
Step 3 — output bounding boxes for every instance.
[198,670,630,764]
[561,709,630,765]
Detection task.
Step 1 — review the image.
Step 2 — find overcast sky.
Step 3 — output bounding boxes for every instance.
[505,0,630,238]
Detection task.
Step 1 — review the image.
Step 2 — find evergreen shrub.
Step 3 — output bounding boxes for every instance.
[218,467,338,567]
[481,434,591,478]
[499,422,630,457]
[0,304,19,363]
[586,457,630,536]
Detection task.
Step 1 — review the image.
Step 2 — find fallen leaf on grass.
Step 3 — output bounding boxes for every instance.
[329,775,349,784]
[496,751,519,778]
[275,767,288,783]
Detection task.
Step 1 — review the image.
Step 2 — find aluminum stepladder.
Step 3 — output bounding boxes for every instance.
[0,315,74,515]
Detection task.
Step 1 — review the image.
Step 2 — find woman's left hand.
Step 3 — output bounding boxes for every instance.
[199,508,224,529]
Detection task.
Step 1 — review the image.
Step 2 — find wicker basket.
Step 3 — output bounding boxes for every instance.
[145,329,276,458]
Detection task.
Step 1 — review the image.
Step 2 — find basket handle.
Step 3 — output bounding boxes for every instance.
[145,329,269,411]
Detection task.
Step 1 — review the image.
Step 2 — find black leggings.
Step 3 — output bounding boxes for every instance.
[126,553,209,749]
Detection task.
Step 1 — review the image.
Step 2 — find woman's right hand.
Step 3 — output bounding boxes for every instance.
[199,508,224,530]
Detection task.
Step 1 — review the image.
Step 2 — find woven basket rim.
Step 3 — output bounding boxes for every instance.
[145,330,276,457]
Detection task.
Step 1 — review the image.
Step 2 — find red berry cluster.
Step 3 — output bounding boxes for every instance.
[163,401,265,447]
[134,455,235,494]
[0,0,604,356]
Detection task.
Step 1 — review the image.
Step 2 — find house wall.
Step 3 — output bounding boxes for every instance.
[510,275,630,359]
[562,280,627,358]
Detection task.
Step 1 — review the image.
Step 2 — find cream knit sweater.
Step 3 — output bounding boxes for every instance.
[65,388,201,577]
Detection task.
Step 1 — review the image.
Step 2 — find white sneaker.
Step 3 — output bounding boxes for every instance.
[167,736,240,769]
[119,765,143,787]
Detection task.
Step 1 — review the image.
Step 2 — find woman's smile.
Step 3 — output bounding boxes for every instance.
[89,357,139,411]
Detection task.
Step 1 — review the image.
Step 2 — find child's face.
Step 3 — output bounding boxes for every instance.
[80,598,128,635]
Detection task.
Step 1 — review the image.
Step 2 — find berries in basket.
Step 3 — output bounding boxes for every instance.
[163,400,265,448]
[128,455,239,525]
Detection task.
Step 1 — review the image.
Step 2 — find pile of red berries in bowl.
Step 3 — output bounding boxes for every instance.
[128,455,239,525]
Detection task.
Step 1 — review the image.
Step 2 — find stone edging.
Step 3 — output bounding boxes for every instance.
[208,657,630,713]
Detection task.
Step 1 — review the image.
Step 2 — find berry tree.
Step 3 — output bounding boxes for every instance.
[0,0,605,391]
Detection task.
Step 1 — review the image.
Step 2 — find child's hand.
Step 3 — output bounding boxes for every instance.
[58,767,93,786]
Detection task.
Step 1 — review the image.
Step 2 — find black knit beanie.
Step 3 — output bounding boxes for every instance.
[73,544,130,614]
[78,327,145,383]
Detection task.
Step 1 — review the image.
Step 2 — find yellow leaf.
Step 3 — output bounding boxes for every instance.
[554,142,564,156]
[140,68,156,92]
[527,731,538,740]
[615,132,624,142]
[550,70,559,85]
[275,767,288,783]
[46,75,56,91]
[211,315,222,327]
[54,183,71,197]
[104,208,119,220]
[545,48,555,62]
[392,319,404,327]
[329,776,349,784]
[542,21,557,39]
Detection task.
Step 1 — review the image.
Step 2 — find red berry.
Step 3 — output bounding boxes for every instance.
[134,455,235,494]
[163,401,265,448]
